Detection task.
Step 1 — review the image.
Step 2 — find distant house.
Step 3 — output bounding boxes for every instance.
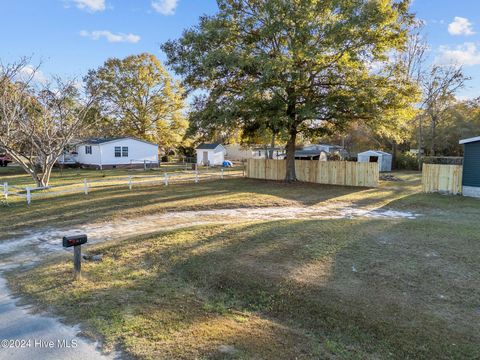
[294,149,328,161]
[295,144,345,160]
[358,150,392,172]
[253,147,285,160]
[303,144,344,153]
[225,144,285,161]
[59,137,159,169]
[196,143,226,166]
[459,136,480,198]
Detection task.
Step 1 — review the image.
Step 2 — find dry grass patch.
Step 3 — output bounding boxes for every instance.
[5,171,480,359]
[10,214,480,359]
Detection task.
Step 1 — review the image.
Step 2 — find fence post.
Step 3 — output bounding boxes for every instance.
[221,168,224,180]
[84,178,89,195]
[26,187,31,205]
[3,182,8,200]
[144,160,147,171]
[164,173,169,186]
[128,176,133,190]
[195,170,199,183]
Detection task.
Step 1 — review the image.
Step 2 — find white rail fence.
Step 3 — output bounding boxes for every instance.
[2,168,242,205]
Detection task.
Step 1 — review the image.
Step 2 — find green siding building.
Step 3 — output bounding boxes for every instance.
[460,136,480,198]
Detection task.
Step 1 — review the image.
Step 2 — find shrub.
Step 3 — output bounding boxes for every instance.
[396,152,420,170]
[422,156,463,165]
[327,152,342,161]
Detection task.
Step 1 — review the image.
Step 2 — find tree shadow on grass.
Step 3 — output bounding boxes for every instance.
[163,219,480,359]
[13,215,480,359]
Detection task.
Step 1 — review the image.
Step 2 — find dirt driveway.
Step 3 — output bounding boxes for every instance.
[0,203,419,360]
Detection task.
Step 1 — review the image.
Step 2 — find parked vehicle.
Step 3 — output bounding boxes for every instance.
[0,153,12,167]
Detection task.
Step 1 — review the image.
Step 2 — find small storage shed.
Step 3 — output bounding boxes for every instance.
[196,143,226,166]
[358,150,392,172]
[459,136,480,198]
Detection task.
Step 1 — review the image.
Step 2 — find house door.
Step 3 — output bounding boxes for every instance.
[203,151,209,164]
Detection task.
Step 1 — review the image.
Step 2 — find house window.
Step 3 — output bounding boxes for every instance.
[114,146,121,157]
[85,145,92,155]
[122,146,128,157]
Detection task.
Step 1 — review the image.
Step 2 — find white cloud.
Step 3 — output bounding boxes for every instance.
[73,0,105,12]
[448,17,475,36]
[80,30,141,43]
[18,65,48,84]
[151,0,178,15]
[437,42,480,66]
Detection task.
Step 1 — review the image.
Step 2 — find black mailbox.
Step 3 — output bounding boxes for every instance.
[63,234,88,248]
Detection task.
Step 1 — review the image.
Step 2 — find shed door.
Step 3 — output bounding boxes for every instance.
[369,156,379,163]
[463,142,480,187]
[203,151,209,164]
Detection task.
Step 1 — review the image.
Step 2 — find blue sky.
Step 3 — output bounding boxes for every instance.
[1,0,479,99]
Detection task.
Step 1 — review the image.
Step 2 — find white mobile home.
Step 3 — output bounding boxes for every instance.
[72,137,158,169]
[357,150,392,172]
[196,143,226,166]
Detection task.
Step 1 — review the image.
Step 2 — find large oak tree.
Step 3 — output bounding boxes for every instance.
[85,53,188,154]
[163,0,417,180]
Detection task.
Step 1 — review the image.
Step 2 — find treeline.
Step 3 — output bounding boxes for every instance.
[2,1,480,185]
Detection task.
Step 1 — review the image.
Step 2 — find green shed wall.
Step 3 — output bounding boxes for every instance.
[463,141,480,187]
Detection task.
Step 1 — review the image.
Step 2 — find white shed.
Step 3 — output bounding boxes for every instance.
[196,143,226,166]
[74,137,158,169]
[357,150,392,172]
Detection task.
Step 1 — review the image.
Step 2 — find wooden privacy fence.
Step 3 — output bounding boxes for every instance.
[246,159,379,187]
[422,164,463,195]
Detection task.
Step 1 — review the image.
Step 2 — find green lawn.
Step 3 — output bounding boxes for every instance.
[4,167,480,359]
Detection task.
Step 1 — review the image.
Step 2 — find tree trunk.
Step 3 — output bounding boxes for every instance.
[5,150,45,187]
[39,162,54,187]
[285,131,297,182]
[430,115,436,156]
[392,140,398,170]
[285,88,297,182]
[418,116,423,171]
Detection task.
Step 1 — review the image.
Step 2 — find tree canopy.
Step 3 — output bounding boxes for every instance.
[0,59,97,187]
[85,53,188,153]
[163,0,418,180]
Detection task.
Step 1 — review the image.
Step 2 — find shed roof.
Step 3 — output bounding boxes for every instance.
[196,143,223,150]
[295,149,327,157]
[459,136,480,145]
[78,137,158,146]
[358,150,391,156]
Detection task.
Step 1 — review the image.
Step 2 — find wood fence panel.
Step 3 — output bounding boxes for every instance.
[246,159,378,187]
[422,164,463,194]
[316,162,328,184]
[345,162,357,187]
[345,162,379,188]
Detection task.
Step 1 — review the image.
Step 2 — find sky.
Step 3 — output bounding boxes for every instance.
[1,0,480,99]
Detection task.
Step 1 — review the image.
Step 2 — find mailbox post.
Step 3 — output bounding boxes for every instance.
[63,234,88,280]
